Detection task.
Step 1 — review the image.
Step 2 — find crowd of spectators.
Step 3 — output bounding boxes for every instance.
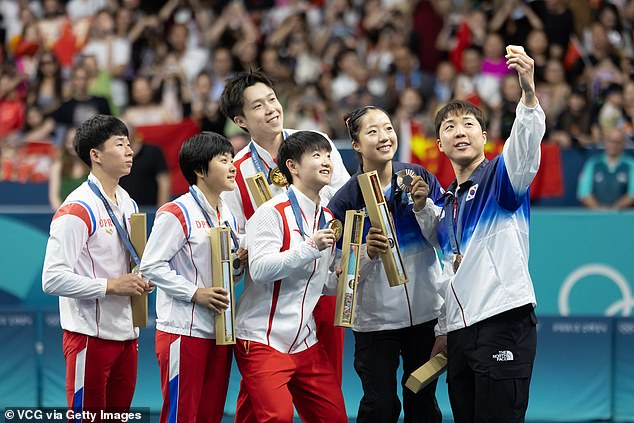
[1,0,634,208]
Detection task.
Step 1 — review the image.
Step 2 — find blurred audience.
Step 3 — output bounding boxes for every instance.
[0,0,632,209]
[47,128,87,209]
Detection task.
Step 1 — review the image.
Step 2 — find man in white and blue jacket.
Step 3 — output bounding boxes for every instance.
[418,46,546,423]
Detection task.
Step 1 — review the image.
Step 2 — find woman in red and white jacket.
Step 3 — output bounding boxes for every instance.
[140,132,246,423]
[234,131,347,423]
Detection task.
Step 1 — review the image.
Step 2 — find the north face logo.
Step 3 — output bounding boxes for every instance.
[492,350,514,362]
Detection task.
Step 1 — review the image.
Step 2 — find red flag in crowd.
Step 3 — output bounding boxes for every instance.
[408,120,455,188]
[137,119,200,195]
[407,120,563,198]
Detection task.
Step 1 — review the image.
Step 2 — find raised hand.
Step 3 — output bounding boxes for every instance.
[506,46,537,107]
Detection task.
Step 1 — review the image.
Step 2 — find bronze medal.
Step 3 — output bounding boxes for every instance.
[452,254,463,273]
[269,166,288,187]
[397,169,416,193]
[328,219,343,242]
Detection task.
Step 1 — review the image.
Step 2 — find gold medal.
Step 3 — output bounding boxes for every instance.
[397,169,416,193]
[269,166,288,187]
[328,219,343,241]
[452,254,463,273]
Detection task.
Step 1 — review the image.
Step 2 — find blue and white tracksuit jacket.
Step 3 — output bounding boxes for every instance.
[328,161,445,332]
[416,102,546,334]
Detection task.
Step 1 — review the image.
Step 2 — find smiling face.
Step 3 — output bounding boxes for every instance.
[352,109,398,169]
[234,82,283,140]
[437,112,487,167]
[197,152,236,195]
[287,148,332,193]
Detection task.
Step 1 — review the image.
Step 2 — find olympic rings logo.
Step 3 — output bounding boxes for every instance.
[559,264,633,316]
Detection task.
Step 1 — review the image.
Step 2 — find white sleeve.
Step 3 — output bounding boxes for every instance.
[501,102,546,194]
[140,212,197,303]
[434,301,447,336]
[42,215,108,299]
[413,198,442,247]
[247,205,321,284]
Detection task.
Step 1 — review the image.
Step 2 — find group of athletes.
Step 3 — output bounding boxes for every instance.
[42,46,545,423]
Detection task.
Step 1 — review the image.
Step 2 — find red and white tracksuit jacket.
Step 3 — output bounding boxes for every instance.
[236,186,338,353]
[221,129,350,233]
[42,173,139,341]
[140,186,241,339]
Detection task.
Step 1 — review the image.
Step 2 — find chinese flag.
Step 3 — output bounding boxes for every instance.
[409,120,455,188]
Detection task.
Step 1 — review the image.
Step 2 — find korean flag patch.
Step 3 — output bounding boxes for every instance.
[466,184,479,202]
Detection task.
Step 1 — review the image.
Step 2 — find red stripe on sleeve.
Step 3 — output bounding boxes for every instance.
[157,203,188,238]
[53,203,93,235]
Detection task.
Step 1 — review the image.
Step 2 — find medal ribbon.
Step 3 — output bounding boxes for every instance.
[87,180,140,266]
[189,186,239,251]
[287,186,326,239]
[444,189,466,256]
[248,131,288,185]
[249,143,272,184]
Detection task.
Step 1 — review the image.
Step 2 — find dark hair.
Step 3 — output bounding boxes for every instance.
[343,106,390,164]
[219,70,275,124]
[179,132,234,186]
[73,114,129,167]
[343,106,386,141]
[277,131,331,184]
[434,100,487,137]
[34,52,63,107]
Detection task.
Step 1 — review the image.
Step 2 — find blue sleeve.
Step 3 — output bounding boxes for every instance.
[495,155,525,211]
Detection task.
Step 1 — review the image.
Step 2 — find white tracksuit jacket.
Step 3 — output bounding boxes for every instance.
[42,173,139,341]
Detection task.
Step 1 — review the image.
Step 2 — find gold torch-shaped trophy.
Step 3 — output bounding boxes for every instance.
[334,210,365,327]
[209,226,236,345]
[358,170,408,286]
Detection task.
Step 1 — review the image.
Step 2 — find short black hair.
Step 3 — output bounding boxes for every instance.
[179,131,234,186]
[73,114,129,167]
[434,100,487,137]
[219,70,275,125]
[277,131,331,184]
